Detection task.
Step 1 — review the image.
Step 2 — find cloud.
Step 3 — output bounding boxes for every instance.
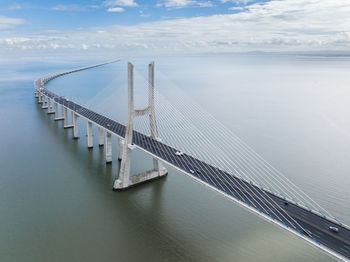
[0,15,26,29]
[50,4,101,11]
[1,0,350,54]
[139,10,151,17]
[7,3,22,10]
[198,1,214,7]
[228,6,244,11]
[157,0,215,8]
[51,4,88,11]
[157,0,195,8]
[107,7,125,12]
[221,0,254,4]
[103,0,138,7]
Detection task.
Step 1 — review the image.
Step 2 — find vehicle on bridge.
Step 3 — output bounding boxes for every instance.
[329,226,339,233]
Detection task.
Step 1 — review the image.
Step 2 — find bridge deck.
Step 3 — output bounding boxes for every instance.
[35,71,350,261]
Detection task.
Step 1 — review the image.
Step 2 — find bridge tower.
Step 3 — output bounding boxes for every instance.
[113,62,168,190]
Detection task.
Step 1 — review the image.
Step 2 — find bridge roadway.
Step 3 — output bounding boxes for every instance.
[36,75,350,261]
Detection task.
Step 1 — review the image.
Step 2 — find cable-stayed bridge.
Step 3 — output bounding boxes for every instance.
[34,61,350,261]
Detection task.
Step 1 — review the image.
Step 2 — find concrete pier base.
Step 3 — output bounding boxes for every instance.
[98,127,104,147]
[54,117,64,121]
[113,168,168,190]
[72,113,79,139]
[87,121,93,148]
[105,132,112,163]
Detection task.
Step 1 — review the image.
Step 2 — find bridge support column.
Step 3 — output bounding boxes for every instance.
[98,127,104,147]
[113,62,167,190]
[118,139,123,161]
[47,98,54,114]
[38,93,42,104]
[54,102,58,117]
[61,105,64,119]
[105,132,112,163]
[35,90,38,98]
[72,113,79,139]
[63,107,68,126]
[54,102,64,121]
[63,108,73,129]
[41,95,48,109]
[87,121,93,148]
[55,105,65,121]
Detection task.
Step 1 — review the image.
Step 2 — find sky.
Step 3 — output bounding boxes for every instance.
[1,0,350,58]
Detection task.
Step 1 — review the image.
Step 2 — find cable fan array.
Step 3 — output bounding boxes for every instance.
[130,67,335,224]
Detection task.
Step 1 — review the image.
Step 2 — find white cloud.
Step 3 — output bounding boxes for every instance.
[221,0,254,4]
[51,4,86,11]
[228,6,244,11]
[139,10,151,17]
[1,0,350,54]
[0,15,26,29]
[107,7,125,12]
[198,1,214,7]
[103,0,138,7]
[157,0,214,8]
[7,3,22,10]
[157,0,195,8]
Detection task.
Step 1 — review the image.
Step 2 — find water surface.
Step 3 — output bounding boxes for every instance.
[1,54,350,262]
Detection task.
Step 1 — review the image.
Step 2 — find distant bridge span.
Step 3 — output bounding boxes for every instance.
[34,61,350,261]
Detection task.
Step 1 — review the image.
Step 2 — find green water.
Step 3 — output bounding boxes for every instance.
[1,55,349,261]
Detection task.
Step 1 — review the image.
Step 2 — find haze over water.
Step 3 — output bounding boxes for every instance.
[1,54,350,262]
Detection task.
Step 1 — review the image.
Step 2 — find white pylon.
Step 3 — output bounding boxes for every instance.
[113,62,167,190]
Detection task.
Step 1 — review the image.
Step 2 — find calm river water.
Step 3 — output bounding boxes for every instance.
[1,54,350,262]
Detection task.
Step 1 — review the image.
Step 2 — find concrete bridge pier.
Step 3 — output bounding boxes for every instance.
[105,132,112,163]
[63,108,74,129]
[55,104,65,121]
[98,127,104,147]
[38,93,43,104]
[72,112,79,139]
[87,121,93,148]
[41,95,48,109]
[118,139,123,161]
[47,98,54,114]
[61,105,64,120]
[63,107,68,126]
[53,102,59,120]
[113,62,167,190]
[35,90,39,98]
